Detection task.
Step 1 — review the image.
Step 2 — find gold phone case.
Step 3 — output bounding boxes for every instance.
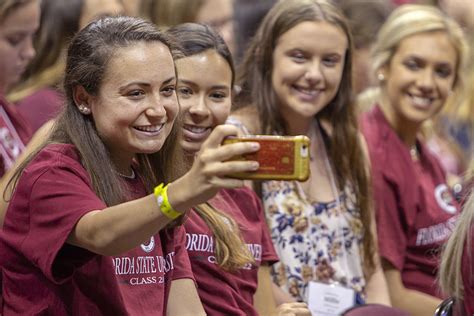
[222,135,310,181]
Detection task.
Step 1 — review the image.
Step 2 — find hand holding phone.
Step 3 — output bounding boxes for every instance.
[222,135,310,181]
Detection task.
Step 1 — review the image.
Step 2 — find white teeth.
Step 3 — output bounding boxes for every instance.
[295,86,319,96]
[134,125,163,132]
[411,95,432,107]
[184,126,208,133]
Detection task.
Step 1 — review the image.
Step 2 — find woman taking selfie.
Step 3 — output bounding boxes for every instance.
[0,16,260,315]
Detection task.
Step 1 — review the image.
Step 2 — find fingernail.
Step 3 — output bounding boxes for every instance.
[251,142,260,150]
[251,162,259,170]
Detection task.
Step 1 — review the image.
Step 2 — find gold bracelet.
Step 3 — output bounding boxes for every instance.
[153,183,182,220]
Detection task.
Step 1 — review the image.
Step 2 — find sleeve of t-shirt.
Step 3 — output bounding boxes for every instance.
[372,170,408,271]
[20,166,107,284]
[251,190,279,265]
[169,226,195,282]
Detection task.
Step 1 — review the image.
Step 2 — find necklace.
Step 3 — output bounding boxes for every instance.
[116,168,136,179]
[410,144,419,161]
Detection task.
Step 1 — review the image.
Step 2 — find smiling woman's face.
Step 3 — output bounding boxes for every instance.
[175,49,233,155]
[380,31,457,128]
[0,0,40,94]
[84,41,179,169]
[271,21,347,130]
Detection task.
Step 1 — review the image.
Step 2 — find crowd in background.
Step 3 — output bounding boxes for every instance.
[0,0,472,315]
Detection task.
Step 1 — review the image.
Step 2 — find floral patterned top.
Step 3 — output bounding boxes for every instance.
[264,180,366,302]
[226,115,367,302]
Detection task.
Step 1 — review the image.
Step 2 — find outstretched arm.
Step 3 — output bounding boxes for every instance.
[68,125,261,256]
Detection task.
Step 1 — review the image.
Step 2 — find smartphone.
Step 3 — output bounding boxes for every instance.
[222,135,310,181]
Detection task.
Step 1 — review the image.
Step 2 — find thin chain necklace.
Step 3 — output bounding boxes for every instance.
[410,144,419,161]
[116,168,136,179]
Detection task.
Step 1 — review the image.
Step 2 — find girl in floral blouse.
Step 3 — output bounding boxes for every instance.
[228,0,391,307]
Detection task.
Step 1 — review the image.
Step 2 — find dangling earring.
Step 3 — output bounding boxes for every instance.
[377,73,385,82]
[78,104,91,114]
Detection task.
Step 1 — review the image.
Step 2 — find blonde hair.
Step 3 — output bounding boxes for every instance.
[439,184,474,300]
[371,4,469,106]
[194,202,254,271]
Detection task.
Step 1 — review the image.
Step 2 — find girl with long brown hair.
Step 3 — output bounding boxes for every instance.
[228,0,390,309]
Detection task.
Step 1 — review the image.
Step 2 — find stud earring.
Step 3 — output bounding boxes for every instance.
[78,104,91,114]
[377,73,385,81]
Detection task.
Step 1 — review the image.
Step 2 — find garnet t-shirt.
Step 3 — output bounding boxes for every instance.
[16,88,64,132]
[0,144,193,315]
[185,188,278,316]
[361,106,459,298]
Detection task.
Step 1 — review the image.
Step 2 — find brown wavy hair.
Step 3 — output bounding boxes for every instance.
[235,0,375,274]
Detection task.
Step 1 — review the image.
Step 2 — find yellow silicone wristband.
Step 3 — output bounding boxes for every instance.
[153,183,182,220]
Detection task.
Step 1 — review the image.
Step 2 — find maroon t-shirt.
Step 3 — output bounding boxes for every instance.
[185,188,278,316]
[16,88,64,133]
[0,96,32,177]
[461,225,474,315]
[361,106,459,298]
[0,144,193,315]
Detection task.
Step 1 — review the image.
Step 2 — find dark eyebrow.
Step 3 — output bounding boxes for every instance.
[179,79,229,91]
[178,79,197,88]
[163,77,176,85]
[405,54,454,68]
[436,62,454,69]
[118,77,176,92]
[118,82,150,93]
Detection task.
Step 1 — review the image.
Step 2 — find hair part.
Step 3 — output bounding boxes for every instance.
[235,0,376,275]
[166,23,235,86]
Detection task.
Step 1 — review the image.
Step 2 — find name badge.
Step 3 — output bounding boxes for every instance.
[308,281,356,316]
